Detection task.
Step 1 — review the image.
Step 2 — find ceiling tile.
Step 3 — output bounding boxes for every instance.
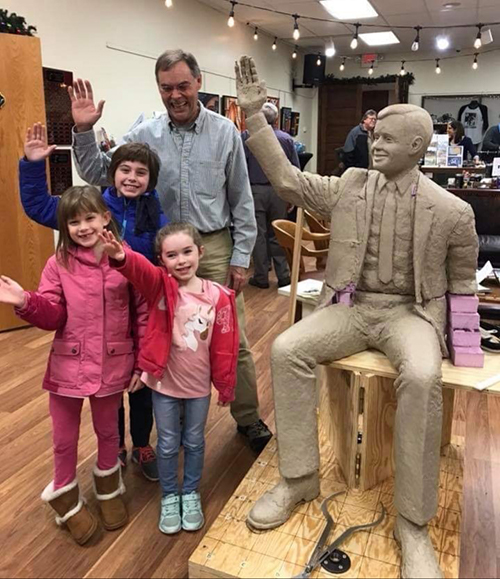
[371,0,429,15]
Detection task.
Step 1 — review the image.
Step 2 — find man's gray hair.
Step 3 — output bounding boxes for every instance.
[262,102,278,125]
[155,49,201,80]
[362,109,377,122]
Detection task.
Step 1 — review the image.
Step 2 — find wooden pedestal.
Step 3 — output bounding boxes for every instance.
[318,366,455,491]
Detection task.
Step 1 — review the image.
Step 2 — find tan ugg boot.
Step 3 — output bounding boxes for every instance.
[41,479,98,545]
[93,462,128,530]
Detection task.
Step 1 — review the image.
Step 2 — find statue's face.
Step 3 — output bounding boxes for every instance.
[372,116,420,177]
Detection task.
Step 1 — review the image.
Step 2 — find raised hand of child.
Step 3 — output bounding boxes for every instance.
[98,230,125,261]
[128,373,145,393]
[24,123,57,162]
[68,79,105,133]
[0,276,26,308]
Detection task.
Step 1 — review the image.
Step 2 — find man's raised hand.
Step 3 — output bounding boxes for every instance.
[68,79,105,132]
[99,230,125,262]
[235,56,267,118]
[24,123,57,162]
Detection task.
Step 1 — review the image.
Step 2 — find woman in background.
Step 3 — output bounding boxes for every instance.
[447,120,478,161]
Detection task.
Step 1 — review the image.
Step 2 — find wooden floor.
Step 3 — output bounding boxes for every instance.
[0,276,499,578]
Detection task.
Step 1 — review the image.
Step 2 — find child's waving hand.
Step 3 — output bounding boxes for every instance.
[99,230,126,261]
[0,276,26,308]
[24,123,57,162]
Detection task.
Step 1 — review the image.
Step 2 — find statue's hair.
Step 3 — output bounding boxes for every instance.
[377,104,434,153]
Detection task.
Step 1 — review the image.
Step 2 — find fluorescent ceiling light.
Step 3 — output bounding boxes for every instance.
[320,0,378,20]
[360,31,400,46]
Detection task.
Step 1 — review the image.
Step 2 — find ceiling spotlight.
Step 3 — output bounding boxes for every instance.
[227,1,236,27]
[165,0,173,7]
[435,58,441,74]
[293,14,300,41]
[412,26,421,51]
[272,37,277,50]
[350,24,360,50]
[325,39,336,57]
[292,46,298,59]
[400,60,406,76]
[473,53,478,70]
[368,61,374,75]
[316,53,322,66]
[340,57,346,71]
[253,27,258,41]
[436,36,450,50]
[474,24,483,49]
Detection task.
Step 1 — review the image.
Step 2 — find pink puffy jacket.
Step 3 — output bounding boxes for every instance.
[16,246,148,398]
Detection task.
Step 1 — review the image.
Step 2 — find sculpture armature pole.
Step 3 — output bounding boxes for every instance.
[235,56,481,579]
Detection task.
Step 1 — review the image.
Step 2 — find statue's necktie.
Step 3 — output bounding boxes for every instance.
[378,183,397,284]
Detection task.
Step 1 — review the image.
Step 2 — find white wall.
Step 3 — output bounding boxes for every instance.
[5,0,318,172]
[326,49,500,116]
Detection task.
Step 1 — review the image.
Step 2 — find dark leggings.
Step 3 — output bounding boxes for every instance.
[118,387,154,448]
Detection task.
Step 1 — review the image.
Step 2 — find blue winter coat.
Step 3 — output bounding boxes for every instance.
[19,159,168,263]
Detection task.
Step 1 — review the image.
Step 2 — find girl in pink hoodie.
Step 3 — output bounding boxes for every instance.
[0,186,147,545]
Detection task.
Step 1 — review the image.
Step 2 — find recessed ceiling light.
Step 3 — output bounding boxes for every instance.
[443,2,461,8]
[320,0,378,20]
[359,31,400,46]
[436,36,450,50]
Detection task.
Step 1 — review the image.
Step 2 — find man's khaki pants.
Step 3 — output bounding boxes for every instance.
[272,292,443,526]
[198,229,260,427]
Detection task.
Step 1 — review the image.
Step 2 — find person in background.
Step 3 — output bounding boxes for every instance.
[67,49,272,453]
[0,130,148,543]
[342,109,377,169]
[19,124,167,482]
[242,102,300,289]
[482,123,500,152]
[99,222,238,535]
[447,120,478,161]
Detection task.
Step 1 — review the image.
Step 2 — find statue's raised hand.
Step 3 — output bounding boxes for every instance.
[68,78,105,132]
[235,56,267,118]
[24,123,57,162]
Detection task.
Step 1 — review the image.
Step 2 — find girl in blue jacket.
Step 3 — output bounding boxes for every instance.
[20,122,168,482]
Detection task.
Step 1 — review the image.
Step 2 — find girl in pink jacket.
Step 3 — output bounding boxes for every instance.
[0,186,147,545]
[100,222,238,536]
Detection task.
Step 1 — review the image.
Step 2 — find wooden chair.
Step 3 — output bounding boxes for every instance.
[304,210,330,269]
[271,219,329,280]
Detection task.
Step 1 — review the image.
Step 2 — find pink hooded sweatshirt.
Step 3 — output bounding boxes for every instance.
[16,246,148,398]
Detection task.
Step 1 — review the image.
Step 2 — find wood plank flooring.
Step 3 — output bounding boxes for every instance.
[0,278,498,578]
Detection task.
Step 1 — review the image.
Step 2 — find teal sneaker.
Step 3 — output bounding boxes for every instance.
[181,491,205,531]
[159,494,181,534]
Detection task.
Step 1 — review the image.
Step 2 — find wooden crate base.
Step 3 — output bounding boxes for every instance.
[189,429,464,578]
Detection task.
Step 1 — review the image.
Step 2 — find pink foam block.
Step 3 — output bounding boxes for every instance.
[448,328,481,347]
[450,346,484,368]
[447,294,479,313]
[448,311,480,331]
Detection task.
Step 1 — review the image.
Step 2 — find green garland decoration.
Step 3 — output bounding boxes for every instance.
[323,73,415,86]
[0,9,37,36]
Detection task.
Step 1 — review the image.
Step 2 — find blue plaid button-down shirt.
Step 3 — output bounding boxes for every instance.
[72,103,256,268]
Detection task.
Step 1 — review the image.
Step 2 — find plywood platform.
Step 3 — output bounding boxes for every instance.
[189,430,464,579]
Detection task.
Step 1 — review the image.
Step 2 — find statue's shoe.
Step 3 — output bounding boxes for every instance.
[394,514,444,579]
[247,473,320,530]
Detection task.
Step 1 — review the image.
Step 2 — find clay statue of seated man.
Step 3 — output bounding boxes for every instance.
[235,56,480,579]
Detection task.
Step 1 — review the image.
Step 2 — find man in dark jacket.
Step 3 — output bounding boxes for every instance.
[342,109,377,169]
[482,123,500,152]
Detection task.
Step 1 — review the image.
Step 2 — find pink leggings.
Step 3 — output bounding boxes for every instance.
[49,392,122,489]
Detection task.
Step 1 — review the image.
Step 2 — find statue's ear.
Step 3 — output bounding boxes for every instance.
[411,135,424,155]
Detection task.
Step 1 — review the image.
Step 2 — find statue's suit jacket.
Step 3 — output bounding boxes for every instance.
[245,113,479,355]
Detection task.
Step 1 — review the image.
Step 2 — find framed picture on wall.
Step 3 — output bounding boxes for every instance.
[223,95,246,132]
[199,91,220,114]
[290,112,300,137]
[280,107,292,133]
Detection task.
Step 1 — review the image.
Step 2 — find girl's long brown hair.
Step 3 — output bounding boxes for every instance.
[56,186,121,269]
